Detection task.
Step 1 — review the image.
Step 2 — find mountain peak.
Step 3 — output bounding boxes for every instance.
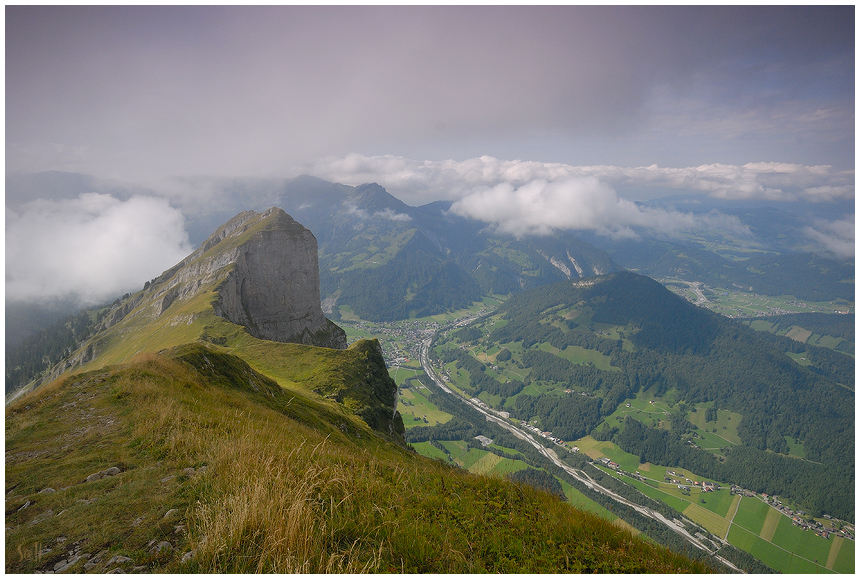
[351,182,413,215]
[21,209,347,394]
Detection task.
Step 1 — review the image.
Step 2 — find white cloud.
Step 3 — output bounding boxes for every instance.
[342,199,411,222]
[802,216,855,259]
[307,154,854,206]
[6,193,193,305]
[448,177,750,239]
[375,208,412,222]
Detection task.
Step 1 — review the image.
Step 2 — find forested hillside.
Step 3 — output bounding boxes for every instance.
[432,272,854,520]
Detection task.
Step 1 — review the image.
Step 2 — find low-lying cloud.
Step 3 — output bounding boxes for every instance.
[344,201,411,223]
[802,216,855,259]
[449,177,750,239]
[6,193,192,306]
[307,154,854,206]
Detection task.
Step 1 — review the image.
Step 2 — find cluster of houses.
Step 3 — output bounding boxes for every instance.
[342,318,440,367]
[730,486,855,541]
[519,421,568,447]
[662,471,718,493]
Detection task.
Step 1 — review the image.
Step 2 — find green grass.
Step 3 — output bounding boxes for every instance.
[784,436,807,459]
[685,286,854,319]
[397,382,452,428]
[7,346,716,574]
[731,496,770,536]
[695,489,736,518]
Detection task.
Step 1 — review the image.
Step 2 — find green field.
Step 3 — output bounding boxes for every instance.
[397,381,453,428]
[676,286,854,319]
[535,342,617,371]
[575,438,855,574]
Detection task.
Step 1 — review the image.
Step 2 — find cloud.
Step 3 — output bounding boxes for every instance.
[802,216,855,259]
[448,177,750,239]
[6,7,853,181]
[307,154,854,206]
[343,200,411,223]
[375,208,412,222]
[6,193,193,306]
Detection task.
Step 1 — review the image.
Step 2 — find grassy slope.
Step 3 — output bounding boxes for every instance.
[6,345,714,574]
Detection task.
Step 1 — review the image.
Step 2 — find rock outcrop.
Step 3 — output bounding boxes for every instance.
[206,209,346,348]
[7,208,346,405]
[109,207,346,348]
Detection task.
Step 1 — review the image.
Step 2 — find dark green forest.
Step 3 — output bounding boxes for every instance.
[6,307,106,393]
[326,234,483,321]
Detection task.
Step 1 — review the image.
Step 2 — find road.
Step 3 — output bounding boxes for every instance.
[418,327,741,572]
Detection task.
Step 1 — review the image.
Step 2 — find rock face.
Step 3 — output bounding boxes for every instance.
[206,209,346,348]
[10,208,346,403]
[108,207,346,349]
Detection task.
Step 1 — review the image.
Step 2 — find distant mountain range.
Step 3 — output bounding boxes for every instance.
[6,171,854,343]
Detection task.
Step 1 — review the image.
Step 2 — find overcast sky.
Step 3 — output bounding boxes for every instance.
[5,5,855,306]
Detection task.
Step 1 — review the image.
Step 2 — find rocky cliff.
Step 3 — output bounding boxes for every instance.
[204,208,346,348]
[9,208,346,402]
[79,208,347,350]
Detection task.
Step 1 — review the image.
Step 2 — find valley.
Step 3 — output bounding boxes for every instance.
[338,275,855,574]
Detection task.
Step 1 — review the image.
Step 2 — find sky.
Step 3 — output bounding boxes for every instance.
[5,5,856,307]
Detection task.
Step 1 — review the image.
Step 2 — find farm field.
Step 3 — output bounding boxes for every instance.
[664,283,854,319]
[579,438,854,574]
[397,379,453,428]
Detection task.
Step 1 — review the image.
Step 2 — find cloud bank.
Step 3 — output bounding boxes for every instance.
[306,153,851,238]
[307,154,854,206]
[448,177,750,239]
[6,193,192,305]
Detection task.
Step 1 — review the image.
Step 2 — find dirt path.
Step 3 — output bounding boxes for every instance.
[723,492,742,540]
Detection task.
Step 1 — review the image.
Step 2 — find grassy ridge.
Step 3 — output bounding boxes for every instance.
[6,343,716,573]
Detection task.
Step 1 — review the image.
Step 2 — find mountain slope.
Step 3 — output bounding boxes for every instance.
[274,177,620,320]
[5,343,713,573]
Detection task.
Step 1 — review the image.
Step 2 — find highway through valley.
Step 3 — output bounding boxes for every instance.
[417,326,740,572]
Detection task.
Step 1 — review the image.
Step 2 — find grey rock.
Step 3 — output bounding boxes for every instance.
[160,475,175,484]
[131,566,147,573]
[39,488,56,494]
[181,467,196,477]
[161,508,178,520]
[181,550,194,563]
[54,555,81,572]
[149,541,173,555]
[29,509,54,525]
[106,555,132,567]
[17,500,31,511]
[86,466,121,482]
[106,568,126,574]
[150,208,346,349]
